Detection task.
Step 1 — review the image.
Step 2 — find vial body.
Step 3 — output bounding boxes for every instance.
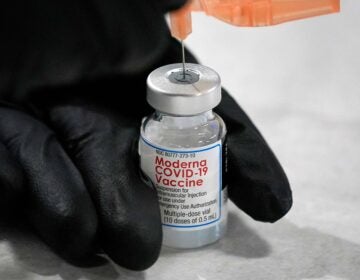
[139,110,228,249]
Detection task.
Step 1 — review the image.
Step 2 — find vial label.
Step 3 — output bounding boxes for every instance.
[140,137,222,229]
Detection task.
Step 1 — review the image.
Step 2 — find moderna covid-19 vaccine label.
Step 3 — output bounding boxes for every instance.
[140,137,222,229]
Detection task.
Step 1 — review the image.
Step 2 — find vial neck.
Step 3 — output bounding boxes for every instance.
[154,110,215,128]
[155,110,214,118]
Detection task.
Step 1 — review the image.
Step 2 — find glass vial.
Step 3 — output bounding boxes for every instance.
[139,63,228,249]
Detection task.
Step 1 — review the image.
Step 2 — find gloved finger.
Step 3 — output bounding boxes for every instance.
[0,106,100,264]
[1,0,172,101]
[159,0,188,12]
[215,90,293,223]
[47,103,162,271]
[0,142,24,217]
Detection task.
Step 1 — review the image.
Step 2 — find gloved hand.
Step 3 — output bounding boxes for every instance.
[0,0,292,271]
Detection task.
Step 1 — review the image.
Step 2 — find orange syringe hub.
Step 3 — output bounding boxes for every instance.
[170,0,340,40]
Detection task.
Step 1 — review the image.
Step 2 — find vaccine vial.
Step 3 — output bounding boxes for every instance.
[139,63,228,249]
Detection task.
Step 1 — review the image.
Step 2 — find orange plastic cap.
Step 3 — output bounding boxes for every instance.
[170,0,340,40]
[170,1,193,41]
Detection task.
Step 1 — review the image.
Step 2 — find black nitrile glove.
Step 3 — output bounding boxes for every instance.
[0,0,292,270]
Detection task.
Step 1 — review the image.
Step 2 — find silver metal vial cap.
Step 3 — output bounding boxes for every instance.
[146,63,221,116]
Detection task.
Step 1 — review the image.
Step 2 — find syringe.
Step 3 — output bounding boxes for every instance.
[170,0,340,41]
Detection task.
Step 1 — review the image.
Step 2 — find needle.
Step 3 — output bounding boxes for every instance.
[181,40,186,79]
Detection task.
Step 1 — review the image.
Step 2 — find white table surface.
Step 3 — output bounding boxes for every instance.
[1,1,359,279]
